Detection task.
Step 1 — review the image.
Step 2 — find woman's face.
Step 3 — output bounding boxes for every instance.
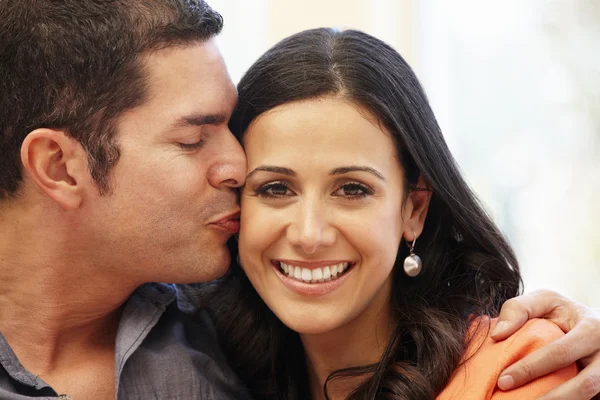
[239,96,428,334]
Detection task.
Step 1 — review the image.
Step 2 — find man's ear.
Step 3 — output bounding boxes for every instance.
[20,128,89,210]
[402,175,432,240]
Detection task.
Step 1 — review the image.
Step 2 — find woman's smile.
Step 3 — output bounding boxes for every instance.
[271,259,356,296]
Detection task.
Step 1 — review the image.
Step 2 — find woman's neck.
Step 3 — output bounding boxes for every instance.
[300,279,394,400]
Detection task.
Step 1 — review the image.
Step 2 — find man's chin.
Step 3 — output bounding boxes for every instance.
[168,253,232,284]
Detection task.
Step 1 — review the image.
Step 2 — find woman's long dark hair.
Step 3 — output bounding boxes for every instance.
[207,28,522,399]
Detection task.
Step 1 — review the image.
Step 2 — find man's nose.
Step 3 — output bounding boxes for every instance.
[208,128,247,189]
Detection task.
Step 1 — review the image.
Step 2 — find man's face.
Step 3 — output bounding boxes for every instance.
[87,40,245,284]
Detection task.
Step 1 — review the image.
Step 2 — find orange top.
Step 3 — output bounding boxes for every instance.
[437,318,578,400]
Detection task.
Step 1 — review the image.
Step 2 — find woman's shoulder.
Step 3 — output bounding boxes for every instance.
[437,317,577,400]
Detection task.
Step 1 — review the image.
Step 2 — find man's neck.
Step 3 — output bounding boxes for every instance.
[300,280,394,400]
[0,210,139,378]
[0,283,126,375]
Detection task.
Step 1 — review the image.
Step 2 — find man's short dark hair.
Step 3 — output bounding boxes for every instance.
[0,0,223,198]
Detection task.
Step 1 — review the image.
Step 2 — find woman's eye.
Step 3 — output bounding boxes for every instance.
[255,182,293,198]
[178,140,205,151]
[333,183,373,199]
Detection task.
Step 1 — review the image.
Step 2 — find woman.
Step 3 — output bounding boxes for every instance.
[205,28,582,399]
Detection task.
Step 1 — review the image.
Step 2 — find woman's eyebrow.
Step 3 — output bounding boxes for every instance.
[329,166,386,181]
[246,165,296,179]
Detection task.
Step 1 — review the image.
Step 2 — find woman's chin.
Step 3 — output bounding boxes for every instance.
[275,312,345,335]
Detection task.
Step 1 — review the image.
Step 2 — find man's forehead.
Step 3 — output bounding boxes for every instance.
[114,40,237,140]
[143,38,224,64]
[140,40,230,88]
[139,40,236,113]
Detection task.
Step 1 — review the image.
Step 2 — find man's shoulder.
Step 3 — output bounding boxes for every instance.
[126,282,225,367]
[117,283,251,399]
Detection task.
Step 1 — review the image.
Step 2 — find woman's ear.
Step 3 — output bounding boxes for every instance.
[20,128,89,210]
[402,175,432,239]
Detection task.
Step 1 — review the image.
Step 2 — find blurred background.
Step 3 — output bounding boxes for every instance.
[209,0,600,306]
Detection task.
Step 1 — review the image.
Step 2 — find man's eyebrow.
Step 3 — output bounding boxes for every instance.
[172,113,228,129]
[329,166,386,181]
[246,166,296,180]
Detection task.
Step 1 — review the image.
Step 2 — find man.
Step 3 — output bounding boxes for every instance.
[1,1,600,400]
[0,0,247,398]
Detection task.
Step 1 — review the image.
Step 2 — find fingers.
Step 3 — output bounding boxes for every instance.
[492,289,600,399]
[498,331,596,391]
[492,290,566,341]
[536,359,600,400]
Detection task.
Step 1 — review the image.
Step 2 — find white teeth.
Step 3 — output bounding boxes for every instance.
[331,264,338,277]
[312,268,323,281]
[281,263,292,277]
[339,262,347,273]
[279,262,351,284]
[323,266,331,280]
[301,268,312,282]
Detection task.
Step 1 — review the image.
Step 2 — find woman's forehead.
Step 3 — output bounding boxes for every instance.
[244,98,392,148]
